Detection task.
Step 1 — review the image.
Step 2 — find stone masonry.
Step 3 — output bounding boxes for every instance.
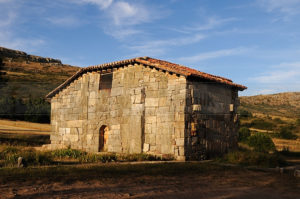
[46,57,246,160]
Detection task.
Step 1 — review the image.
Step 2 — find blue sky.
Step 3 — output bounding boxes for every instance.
[1,0,300,96]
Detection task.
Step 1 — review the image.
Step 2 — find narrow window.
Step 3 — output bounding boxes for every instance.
[99,73,112,90]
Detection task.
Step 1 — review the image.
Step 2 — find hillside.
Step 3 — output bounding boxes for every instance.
[240,92,300,119]
[0,46,79,99]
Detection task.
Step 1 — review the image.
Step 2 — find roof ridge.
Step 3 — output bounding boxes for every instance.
[46,57,246,99]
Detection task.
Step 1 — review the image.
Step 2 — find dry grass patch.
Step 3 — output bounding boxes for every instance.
[272,138,300,152]
[0,119,50,133]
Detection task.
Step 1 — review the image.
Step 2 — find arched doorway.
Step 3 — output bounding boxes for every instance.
[99,125,108,152]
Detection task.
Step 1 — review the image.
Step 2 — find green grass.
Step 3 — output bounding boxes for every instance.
[0,146,174,167]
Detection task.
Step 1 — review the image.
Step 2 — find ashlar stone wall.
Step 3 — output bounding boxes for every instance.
[49,63,186,160]
[184,79,239,160]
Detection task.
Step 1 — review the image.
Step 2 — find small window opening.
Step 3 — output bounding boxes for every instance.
[99,73,112,90]
[99,125,109,152]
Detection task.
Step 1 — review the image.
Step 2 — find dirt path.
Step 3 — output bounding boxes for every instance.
[0,165,299,199]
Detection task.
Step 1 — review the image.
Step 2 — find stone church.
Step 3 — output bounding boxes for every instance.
[46,57,246,160]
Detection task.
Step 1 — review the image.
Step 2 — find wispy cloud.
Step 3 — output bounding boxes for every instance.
[73,0,162,39]
[178,47,249,63]
[184,17,239,32]
[249,61,300,94]
[0,0,45,51]
[257,0,300,18]
[252,61,300,83]
[128,34,205,56]
[46,16,82,27]
[74,0,114,9]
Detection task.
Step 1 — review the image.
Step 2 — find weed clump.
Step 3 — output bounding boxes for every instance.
[0,145,52,167]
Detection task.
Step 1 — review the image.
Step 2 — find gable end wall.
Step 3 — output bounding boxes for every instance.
[49,63,187,159]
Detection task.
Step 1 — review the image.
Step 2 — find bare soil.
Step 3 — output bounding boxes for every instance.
[0,163,299,199]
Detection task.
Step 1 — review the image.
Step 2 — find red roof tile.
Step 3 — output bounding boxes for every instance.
[46,57,246,99]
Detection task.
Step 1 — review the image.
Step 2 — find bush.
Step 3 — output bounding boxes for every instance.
[238,109,252,118]
[238,127,251,142]
[275,127,298,140]
[250,119,274,130]
[222,150,286,167]
[247,133,276,153]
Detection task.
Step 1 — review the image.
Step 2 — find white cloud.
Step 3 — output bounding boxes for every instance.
[178,47,249,63]
[108,1,150,26]
[72,0,161,38]
[128,34,205,56]
[258,0,300,17]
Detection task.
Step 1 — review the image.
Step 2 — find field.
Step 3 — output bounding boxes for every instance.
[0,162,299,199]
[0,119,299,198]
[0,120,50,146]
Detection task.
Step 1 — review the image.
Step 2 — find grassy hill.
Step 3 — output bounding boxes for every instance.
[240,92,300,119]
[0,46,79,99]
[239,92,300,152]
[0,46,80,123]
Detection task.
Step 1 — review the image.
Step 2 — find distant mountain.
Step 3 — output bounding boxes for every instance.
[0,46,80,99]
[240,92,300,118]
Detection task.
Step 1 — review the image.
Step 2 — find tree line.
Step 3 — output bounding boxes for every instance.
[0,96,50,123]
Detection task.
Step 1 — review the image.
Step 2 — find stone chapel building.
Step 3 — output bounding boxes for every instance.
[45,57,246,160]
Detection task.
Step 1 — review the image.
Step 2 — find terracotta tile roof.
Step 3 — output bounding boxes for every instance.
[46,57,246,99]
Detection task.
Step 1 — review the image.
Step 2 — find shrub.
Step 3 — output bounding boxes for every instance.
[238,109,252,118]
[238,127,251,142]
[275,127,298,140]
[222,150,286,167]
[250,119,274,130]
[247,133,276,153]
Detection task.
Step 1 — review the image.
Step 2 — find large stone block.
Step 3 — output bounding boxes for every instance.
[145,98,159,107]
[175,138,184,146]
[145,116,157,124]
